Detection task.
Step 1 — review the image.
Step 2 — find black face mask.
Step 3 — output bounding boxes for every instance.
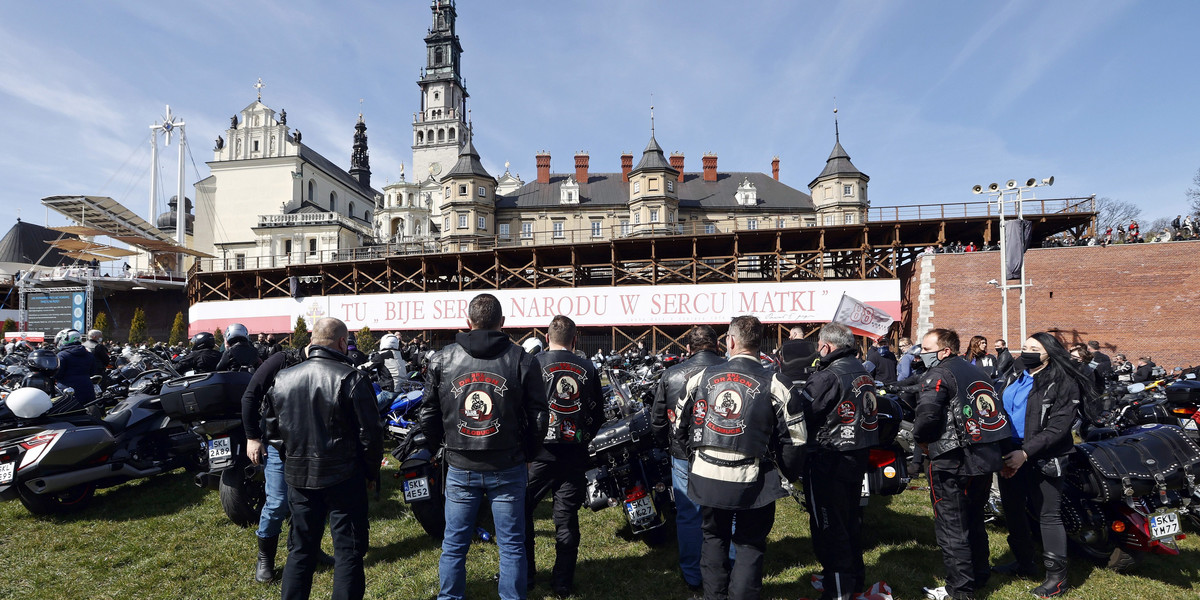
[1020,352,1046,370]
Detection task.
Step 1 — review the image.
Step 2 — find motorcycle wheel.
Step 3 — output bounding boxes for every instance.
[219,468,265,528]
[410,500,445,541]
[17,483,95,515]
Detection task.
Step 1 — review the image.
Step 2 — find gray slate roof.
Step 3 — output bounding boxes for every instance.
[299,143,381,199]
[631,134,677,174]
[809,140,868,188]
[497,171,814,211]
[444,136,495,181]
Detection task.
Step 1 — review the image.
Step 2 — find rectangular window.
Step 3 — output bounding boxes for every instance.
[591,221,602,238]
[459,184,468,197]
[478,215,486,230]
[235,253,245,269]
[634,212,641,225]
[633,181,641,193]
[823,214,837,226]
[552,221,564,238]
[459,243,470,252]
[499,223,510,238]
[843,184,853,197]
[620,220,630,236]
[704,223,716,234]
[308,238,317,256]
[649,178,659,191]
[478,186,486,197]
[521,221,533,238]
[252,141,259,152]
[668,210,675,223]
[777,219,785,229]
[824,186,832,199]
[667,180,674,192]
[844,212,856,225]
[650,209,659,223]
[445,186,451,199]
[458,213,468,229]
[747,218,758,230]
[283,239,292,254]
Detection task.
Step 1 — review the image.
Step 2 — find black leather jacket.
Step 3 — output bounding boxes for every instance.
[418,329,549,471]
[651,350,726,459]
[217,339,262,372]
[176,348,221,373]
[998,365,1081,461]
[264,346,383,489]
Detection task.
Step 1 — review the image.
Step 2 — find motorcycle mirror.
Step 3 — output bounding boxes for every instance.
[1126,383,1146,394]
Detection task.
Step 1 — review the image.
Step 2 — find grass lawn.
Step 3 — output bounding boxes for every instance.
[2,465,1198,600]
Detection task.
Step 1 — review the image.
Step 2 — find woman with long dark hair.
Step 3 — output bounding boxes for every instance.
[993,332,1092,598]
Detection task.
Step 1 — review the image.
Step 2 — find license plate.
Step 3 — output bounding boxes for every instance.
[0,462,13,485]
[403,476,431,502]
[625,495,656,524]
[1150,511,1180,540]
[208,437,232,460]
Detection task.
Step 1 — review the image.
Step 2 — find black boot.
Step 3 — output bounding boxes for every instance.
[255,535,279,583]
[1031,553,1069,598]
[992,559,1037,578]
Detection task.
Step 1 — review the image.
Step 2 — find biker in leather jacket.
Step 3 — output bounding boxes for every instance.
[264,345,383,489]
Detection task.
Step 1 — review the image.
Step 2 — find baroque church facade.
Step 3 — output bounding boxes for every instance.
[193,0,869,267]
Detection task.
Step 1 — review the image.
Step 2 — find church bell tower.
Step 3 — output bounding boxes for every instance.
[412,0,470,217]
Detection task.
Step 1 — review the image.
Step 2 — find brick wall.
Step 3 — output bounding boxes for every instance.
[905,241,1200,370]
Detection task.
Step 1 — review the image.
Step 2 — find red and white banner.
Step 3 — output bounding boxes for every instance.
[831,293,895,340]
[189,280,900,335]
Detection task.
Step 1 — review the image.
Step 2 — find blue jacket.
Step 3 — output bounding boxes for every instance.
[56,343,96,404]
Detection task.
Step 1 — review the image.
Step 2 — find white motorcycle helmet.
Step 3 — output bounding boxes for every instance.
[379,334,400,351]
[522,337,543,355]
[224,323,250,345]
[7,387,53,419]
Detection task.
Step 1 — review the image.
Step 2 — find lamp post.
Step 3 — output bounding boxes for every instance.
[972,177,1054,345]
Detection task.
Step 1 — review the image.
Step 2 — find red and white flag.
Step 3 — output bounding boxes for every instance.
[831,293,894,340]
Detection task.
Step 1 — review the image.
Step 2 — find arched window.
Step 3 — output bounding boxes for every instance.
[307,180,315,203]
[417,131,424,144]
[438,129,445,142]
[365,210,371,222]
[329,191,337,212]
[349,202,356,218]
[427,129,434,142]
[448,127,456,140]
[434,47,444,65]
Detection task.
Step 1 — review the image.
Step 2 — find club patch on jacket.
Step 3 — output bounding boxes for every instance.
[454,372,508,437]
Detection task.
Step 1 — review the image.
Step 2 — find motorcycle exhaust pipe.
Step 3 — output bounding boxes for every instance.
[194,472,220,490]
[26,463,163,495]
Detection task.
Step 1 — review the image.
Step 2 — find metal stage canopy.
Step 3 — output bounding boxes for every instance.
[41,195,214,259]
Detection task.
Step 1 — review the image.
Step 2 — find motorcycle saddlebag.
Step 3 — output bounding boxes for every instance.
[159,371,253,420]
[874,394,904,447]
[865,445,910,496]
[1069,424,1200,503]
[588,407,654,456]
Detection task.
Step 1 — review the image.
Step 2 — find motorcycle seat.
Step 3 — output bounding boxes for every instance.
[102,408,132,434]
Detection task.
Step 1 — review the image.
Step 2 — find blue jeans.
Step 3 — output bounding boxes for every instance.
[672,457,703,586]
[257,446,290,539]
[440,464,528,600]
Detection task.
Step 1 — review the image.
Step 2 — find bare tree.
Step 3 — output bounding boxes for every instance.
[1094,196,1142,233]
[1188,167,1200,216]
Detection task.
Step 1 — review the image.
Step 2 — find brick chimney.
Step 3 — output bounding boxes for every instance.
[669,152,685,182]
[702,153,718,182]
[574,151,589,184]
[771,156,780,181]
[621,152,633,182]
[536,151,551,184]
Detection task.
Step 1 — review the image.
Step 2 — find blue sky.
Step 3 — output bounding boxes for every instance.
[1,0,1197,229]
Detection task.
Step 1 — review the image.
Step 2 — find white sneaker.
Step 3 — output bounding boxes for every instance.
[923,586,950,600]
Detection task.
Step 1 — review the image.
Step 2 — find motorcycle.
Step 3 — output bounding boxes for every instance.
[583,375,673,546]
[1063,422,1200,570]
[155,370,263,527]
[0,369,257,521]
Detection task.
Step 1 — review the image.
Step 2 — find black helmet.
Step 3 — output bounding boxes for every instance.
[191,332,216,350]
[27,349,59,374]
